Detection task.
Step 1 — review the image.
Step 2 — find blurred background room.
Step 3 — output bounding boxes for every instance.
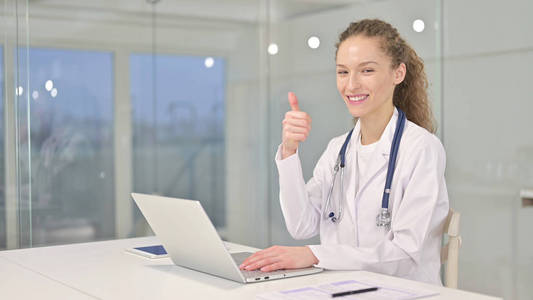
[1,0,531,299]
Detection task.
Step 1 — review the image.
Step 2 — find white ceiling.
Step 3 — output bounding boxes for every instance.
[28,0,363,23]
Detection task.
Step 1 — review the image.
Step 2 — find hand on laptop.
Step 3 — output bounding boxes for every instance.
[239,246,319,272]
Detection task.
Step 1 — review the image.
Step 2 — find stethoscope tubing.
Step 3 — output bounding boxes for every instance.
[381,109,406,210]
[324,108,406,224]
[339,128,354,168]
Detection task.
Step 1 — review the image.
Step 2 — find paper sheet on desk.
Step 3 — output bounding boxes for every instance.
[256,279,438,300]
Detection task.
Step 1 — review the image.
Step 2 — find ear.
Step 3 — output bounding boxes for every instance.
[393,62,406,85]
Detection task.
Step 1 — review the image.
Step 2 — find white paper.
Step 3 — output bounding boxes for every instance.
[256,279,438,300]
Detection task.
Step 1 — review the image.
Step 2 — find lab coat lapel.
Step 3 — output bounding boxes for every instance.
[356,109,398,196]
[344,121,360,227]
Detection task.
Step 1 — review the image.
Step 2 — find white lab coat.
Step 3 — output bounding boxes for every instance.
[275,108,449,285]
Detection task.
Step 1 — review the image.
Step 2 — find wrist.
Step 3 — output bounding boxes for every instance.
[305,246,319,265]
[281,145,297,159]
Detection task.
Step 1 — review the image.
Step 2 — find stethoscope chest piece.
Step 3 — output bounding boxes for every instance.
[376,207,391,230]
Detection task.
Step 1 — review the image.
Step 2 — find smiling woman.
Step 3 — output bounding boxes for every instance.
[335,20,434,137]
[335,35,407,145]
[240,19,449,286]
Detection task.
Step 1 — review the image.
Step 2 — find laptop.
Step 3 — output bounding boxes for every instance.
[131,193,323,283]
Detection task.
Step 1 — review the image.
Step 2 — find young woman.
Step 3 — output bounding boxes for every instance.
[240,19,449,285]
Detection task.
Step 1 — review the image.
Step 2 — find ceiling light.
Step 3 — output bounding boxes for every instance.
[45,80,54,91]
[413,19,425,33]
[307,36,320,49]
[268,43,279,55]
[204,57,214,68]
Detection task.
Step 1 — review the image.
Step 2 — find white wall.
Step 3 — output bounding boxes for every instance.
[442,1,533,299]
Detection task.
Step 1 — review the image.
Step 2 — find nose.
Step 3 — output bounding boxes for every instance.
[347,73,361,91]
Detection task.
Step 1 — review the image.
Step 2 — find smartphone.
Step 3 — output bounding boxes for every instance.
[125,245,169,259]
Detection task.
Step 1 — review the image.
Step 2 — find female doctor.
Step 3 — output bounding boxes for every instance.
[240,19,449,285]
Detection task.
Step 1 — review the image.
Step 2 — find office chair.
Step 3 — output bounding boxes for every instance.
[441,208,462,288]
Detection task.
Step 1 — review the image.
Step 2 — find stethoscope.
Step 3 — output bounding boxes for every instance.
[323,108,406,230]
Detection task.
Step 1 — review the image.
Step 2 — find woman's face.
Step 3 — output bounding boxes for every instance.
[336,35,405,120]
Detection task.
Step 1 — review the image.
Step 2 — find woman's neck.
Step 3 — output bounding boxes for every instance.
[359,104,394,145]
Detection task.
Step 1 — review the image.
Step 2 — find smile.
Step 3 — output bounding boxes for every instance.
[347,94,368,103]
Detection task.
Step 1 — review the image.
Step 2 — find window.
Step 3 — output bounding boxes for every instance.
[25,48,114,246]
[130,54,226,230]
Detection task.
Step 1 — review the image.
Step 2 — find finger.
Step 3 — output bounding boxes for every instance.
[284,125,309,135]
[240,253,263,268]
[285,111,308,120]
[245,257,280,271]
[285,133,307,142]
[260,262,284,272]
[240,253,261,268]
[240,249,277,268]
[282,118,309,128]
[288,92,300,111]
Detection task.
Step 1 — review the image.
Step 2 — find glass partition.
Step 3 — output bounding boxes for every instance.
[123,0,268,245]
[2,0,31,250]
[22,48,114,246]
[0,46,4,249]
[5,0,270,246]
[441,1,533,298]
[130,54,226,235]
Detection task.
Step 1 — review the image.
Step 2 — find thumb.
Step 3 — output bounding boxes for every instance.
[288,92,300,111]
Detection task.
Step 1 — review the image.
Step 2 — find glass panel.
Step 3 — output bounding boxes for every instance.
[130,54,226,233]
[0,46,4,249]
[128,0,267,247]
[442,1,533,298]
[2,0,31,250]
[15,44,31,248]
[22,48,114,246]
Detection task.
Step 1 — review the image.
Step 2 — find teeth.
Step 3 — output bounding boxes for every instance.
[348,95,367,101]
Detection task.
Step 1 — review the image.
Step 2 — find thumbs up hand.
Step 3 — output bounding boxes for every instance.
[282,92,312,159]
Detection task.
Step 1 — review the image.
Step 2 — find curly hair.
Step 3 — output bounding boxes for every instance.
[336,19,435,133]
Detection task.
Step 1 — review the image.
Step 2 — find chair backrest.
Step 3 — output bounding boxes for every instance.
[441,208,461,288]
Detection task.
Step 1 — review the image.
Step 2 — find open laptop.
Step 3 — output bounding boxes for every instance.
[131,193,323,283]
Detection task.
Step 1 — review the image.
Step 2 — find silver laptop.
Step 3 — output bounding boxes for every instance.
[131,193,323,283]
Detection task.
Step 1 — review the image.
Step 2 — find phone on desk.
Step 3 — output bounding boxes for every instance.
[125,245,169,259]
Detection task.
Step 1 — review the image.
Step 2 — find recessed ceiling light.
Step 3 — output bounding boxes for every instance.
[307,36,320,49]
[204,57,214,68]
[413,19,425,33]
[268,43,279,55]
[45,80,54,91]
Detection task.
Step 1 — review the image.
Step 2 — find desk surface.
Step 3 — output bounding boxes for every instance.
[0,256,94,299]
[0,236,501,300]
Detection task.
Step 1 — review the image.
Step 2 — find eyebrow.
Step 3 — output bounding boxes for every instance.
[336,61,379,67]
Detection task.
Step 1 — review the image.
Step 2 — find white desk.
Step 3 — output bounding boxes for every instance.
[0,236,501,300]
[0,256,93,299]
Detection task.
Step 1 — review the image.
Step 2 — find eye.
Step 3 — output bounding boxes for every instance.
[336,70,348,75]
[362,69,374,73]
